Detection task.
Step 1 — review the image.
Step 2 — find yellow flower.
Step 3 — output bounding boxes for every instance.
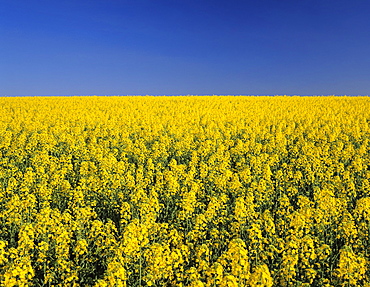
[249,264,273,287]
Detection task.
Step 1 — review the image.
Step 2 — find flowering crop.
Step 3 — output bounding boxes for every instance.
[0,96,369,286]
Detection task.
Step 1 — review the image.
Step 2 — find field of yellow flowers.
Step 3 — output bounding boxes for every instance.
[0,96,369,286]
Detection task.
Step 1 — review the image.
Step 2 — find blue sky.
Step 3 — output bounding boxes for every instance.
[1,0,369,96]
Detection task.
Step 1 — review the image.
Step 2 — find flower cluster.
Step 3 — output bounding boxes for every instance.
[0,96,369,286]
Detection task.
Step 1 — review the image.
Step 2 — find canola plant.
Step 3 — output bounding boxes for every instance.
[0,96,369,286]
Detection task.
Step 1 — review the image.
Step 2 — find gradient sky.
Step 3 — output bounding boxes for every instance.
[1,0,369,96]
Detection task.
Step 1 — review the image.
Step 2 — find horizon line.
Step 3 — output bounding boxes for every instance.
[0,94,369,97]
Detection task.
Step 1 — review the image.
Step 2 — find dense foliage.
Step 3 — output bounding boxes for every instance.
[0,96,369,286]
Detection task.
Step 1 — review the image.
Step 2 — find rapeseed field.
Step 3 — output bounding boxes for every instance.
[0,96,369,286]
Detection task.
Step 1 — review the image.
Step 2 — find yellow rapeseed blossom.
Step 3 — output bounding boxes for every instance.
[0,96,369,286]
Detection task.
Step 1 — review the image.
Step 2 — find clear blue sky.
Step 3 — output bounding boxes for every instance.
[1,0,369,96]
